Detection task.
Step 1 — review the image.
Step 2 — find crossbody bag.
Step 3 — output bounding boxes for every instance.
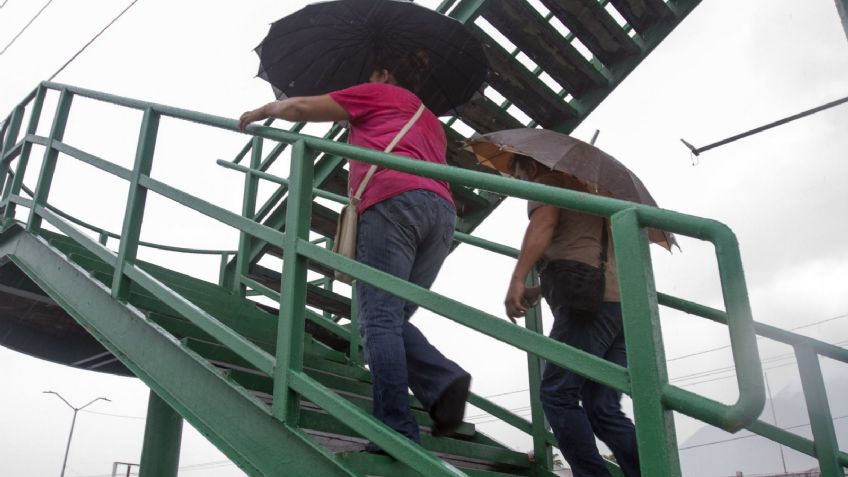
[332,103,426,284]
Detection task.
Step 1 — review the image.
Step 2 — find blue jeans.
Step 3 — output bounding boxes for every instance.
[356,189,468,443]
[540,302,641,477]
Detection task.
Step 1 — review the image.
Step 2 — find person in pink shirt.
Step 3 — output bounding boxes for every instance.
[239,52,471,451]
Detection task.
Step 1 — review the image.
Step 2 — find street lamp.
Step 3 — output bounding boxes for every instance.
[43,390,111,477]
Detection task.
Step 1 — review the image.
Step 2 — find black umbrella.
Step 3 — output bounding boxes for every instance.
[254,0,487,116]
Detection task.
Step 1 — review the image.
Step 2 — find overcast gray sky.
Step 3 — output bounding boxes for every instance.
[1,1,846,476]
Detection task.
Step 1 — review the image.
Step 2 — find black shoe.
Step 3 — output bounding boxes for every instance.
[362,443,390,456]
[429,372,471,436]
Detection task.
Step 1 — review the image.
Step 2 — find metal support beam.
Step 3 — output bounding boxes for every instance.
[139,390,183,477]
[1,226,355,477]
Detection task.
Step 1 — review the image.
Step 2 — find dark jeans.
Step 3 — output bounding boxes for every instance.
[540,301,641,477]
[356,189,468,442]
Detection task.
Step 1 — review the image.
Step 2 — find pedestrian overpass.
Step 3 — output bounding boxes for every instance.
[1,1,845,476]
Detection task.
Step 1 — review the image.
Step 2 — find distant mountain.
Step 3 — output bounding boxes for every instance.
[679,379,848,477]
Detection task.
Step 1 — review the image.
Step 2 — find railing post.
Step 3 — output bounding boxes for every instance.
[524,269,553,470]
[112,107,160,300]
[2,87,46,226]
[27,90,73,234]
[272,139,314,423]
[0,105,25,197]
[234,137,262,295]
[795,345,842,477]
[218,252,230,287]
[349,281,362,366]
[610,208,680,477]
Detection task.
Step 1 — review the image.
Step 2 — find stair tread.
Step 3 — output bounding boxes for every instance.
[483,0,609,97]
[337,450,534,477]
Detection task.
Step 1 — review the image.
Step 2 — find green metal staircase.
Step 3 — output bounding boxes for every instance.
[221,0,704,285]
[0,225,542,476]
[1,2,846,477]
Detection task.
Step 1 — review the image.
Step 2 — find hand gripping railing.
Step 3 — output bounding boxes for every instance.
[0,81,772,477]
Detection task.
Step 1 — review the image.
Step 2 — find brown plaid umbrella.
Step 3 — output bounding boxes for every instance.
[464,128,677,250]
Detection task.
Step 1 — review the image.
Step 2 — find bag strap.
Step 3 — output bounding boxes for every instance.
[598,219,609,273]
[352,103,426,203]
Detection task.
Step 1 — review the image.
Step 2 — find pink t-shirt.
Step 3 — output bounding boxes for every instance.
[328,83,454,212]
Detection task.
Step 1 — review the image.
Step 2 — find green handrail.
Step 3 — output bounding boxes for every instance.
[3,80,842,476]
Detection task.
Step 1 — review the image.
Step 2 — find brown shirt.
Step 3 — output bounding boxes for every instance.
[528,173,620,302]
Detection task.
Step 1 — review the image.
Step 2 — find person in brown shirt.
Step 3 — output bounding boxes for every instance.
[505,155,640,477]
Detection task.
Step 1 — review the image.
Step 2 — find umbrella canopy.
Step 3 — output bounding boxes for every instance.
[255,0,487,116]
[465,128,677,250]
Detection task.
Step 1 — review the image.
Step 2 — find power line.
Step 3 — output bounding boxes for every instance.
[80,409,145,420]
[0,0,54,56]
[667,312,848,363]
[677,414,848,451]
[467,338,846,422]
[48,0,140,81]
[474,313,848,403]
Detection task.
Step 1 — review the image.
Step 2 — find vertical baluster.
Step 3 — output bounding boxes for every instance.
[3,86,46,226]
[611,208,680,477]
[349,281,362,366]
[112,107,160,300]
[524,269,553,470]
[795,345,842,477]
[0,105,25,200]
[28,90,74,234]
[235,137,261,295]
[218,252,230,287]
[272,140,314,423]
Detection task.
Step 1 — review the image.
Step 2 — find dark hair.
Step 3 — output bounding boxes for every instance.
[374,50,430,93]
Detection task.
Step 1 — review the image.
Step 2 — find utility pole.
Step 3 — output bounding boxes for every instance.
[43,391,111,477]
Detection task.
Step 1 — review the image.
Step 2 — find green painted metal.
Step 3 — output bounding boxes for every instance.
[0,227,357,477]
[2,86,45,226]
[610,208,679,476]
[0,105,24,195]
[348,282,362,366]
[113,108,160,300]
[27,90,72,234]
[235,137,262,294]
[139,390,183,477]
[442,0,489,23]
[272,140,312,423]
[524,270,553,472]
[795,345,842,477]
[4,80,845,477]
[289,370,467,477]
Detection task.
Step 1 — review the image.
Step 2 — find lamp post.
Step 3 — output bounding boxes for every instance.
[43,391,110,477]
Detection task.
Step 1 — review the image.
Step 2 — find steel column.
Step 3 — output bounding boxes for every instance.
[139,390,183,477]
